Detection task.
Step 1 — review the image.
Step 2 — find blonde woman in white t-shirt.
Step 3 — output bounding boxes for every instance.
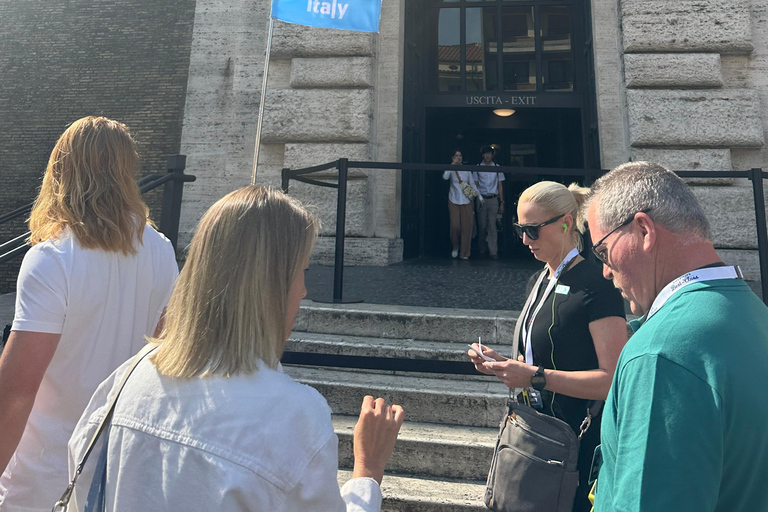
[68,186,405,512]
[0,117,178,511]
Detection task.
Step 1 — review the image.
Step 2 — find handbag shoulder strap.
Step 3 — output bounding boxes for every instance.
[53,343,158,511]
[454,170,463,183]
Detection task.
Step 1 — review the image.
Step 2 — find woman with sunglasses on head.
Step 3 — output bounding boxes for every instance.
[467,181,627,512]
[67,186,404,512]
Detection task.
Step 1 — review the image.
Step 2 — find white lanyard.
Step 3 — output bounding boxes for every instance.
[520,248,580,365]
[645,265,743,321]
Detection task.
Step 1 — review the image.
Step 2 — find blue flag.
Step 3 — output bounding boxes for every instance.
[271,0,381,33]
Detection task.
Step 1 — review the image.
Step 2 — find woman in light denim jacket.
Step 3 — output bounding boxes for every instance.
[68,186,404,512]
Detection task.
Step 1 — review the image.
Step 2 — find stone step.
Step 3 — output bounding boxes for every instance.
[285,365,509,428]
[333,415,497,480]
[294,300,518,344]
[286,331,512,363]
[338,470,487,512]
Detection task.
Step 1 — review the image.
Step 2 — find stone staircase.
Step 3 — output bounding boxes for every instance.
[285,301,519,511]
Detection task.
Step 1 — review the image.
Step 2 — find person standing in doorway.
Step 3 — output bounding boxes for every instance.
[443,149,483,260]
[476,145,505,259]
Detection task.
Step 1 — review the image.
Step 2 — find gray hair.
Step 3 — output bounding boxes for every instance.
[584,161,711,242]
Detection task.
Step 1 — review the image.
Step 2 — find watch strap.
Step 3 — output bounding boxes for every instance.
[531,365,546,390]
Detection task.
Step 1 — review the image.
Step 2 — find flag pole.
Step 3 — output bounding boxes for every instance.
[251,16,275,186]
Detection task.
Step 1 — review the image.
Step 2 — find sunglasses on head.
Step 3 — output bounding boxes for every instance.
[513,214,565,241]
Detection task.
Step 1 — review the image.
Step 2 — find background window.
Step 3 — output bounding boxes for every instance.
[437,8,461,92]
[502,6,535,91]
[541,5,574,91]
[466,7,499,91]
[431,0,577,93]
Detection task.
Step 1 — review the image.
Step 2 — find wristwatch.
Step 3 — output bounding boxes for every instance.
[531,365,546,391]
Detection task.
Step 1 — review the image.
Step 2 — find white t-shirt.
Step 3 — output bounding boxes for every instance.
[476,161,505,195]
[442,170,481,205]
[0,225,178,512]
[68,358,382,512]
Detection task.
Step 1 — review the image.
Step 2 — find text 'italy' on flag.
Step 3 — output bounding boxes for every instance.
[271,0,382,33]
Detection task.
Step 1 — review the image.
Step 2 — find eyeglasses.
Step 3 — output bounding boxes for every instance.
[513,214,564,241]
[590,209,652,265]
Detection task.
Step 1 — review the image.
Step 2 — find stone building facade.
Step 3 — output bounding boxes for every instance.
[177,0,404,265]
[591,0,768,279]
[1,0,767,291]
[176,0,767,279]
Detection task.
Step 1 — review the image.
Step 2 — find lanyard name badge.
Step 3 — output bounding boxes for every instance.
[645,265,743,321]
[519,248,580,408]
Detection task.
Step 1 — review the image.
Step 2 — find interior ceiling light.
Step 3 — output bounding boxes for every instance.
[493,109,516,117]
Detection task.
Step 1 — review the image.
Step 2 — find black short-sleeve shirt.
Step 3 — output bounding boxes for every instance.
[518,258,625,431]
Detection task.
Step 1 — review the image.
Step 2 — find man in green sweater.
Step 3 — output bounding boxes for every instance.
[584,161,768,512]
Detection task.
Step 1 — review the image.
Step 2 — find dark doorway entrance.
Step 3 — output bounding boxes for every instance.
[401,0,600,260]
[423,107,584,258]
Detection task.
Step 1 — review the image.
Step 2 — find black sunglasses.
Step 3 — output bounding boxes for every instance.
[590,208,652,265]
[513,214,565,241]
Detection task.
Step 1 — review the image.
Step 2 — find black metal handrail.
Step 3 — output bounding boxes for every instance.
[0,174,163,229]
[0,204,33,225]
[0,155,195,266]
[282,160,768,306]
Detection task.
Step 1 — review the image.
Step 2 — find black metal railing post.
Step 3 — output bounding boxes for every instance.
[281,168,290,193]
[749,168,768,304]
[333,158,349,303]
[159,155,187,251]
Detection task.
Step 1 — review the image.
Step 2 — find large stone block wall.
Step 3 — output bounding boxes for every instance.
[290,57,375,88]
[262,89,373,142]
[179,0,404,265]
[591,0,631,170]
[271,23,374,57]
[284,143,372,236]
[177,0,271,243]
[0,0,196,293]
[620,0,753,53]
[591,0,768,281]
[624,54,723,88]
[626,90,764,148]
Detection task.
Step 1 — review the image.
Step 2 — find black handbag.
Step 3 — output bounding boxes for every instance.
[484,398,601,512]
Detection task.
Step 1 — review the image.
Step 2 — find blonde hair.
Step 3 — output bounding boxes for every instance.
[152,186,320,378]
[28,116,149,254]
[518,181,590,250]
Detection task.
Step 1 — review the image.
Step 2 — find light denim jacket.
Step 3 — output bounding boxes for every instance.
[68,358,381,512]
